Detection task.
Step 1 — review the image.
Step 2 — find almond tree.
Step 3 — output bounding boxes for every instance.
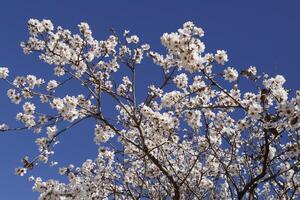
[0,19,299,199]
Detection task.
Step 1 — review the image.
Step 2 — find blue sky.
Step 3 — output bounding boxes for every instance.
[0,0,299,199]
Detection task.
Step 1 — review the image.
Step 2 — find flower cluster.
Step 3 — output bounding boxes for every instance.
[185,110,202,130]
[160,21,207,72]
[94,124,115,143]
[160,91,184,108]
[51,96,81,122]
[173,73,188,89]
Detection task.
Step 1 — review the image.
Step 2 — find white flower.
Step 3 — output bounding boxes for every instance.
[46,126,57,139]
[26,75,37,88]
[247,66,257,76]
[193,27,205,37]
[36,78,45,86]
[51,98,64,110]
[7,89,15,98]
[54,66,65,76]
[141,44,150,51]
[173,73,188,89]
[0,123,9,131]
[215,50,228,65]
[81,159,94,175]
[40,95,49,103]
[23,102,36,114]
[223,67,238,82]
[0,67,9,79]
[41,19,53,32]
[123,30,130,37]
[274,75,286,86]
[47,80,58,91]
[59,167,68,175]
[38,115,48,124]
[13,76,26,87]
[183,21,195,29]
[126,35,139,44]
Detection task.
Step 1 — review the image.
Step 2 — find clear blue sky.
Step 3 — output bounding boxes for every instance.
[0,0,299,199]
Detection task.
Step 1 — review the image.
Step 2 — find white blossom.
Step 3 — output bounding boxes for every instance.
[0,123,9,131]
[23,102,36,114]
[46,80,58,91]
[214,50,228,65]
[94,124,115,143]
[0,67,9,79]
[46,126,57,139]
[223,67,238,82]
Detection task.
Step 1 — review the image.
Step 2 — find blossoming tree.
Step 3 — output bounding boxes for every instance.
[0,19,299,199]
